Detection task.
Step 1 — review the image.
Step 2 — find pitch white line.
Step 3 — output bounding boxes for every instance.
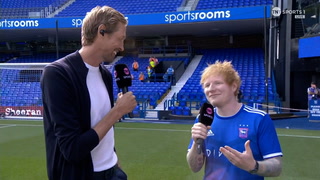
[0,124,16,129]
[116,127,189,132]
[116,127,320,139]
[278,134,320,139]
[0,124,42,127]
[1,124,320,139]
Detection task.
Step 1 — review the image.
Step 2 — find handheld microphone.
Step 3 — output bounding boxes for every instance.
[114,63,134,118]
[196,102,214,154]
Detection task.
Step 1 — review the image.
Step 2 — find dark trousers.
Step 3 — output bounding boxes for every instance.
[93,165,127,180]
[168,75,175,85]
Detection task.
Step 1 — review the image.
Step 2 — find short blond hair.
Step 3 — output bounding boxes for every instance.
[81,6,127,46]
[200,60,242,96]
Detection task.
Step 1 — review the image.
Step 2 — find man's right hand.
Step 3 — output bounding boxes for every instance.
[115,91,137,115]
[191,123,211,142]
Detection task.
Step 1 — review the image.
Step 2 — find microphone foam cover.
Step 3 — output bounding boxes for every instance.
[114,64,132,88]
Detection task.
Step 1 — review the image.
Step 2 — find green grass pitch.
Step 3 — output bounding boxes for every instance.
[0,119,320,180]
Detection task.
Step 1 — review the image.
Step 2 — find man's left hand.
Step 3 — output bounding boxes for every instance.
[219,140,256,172]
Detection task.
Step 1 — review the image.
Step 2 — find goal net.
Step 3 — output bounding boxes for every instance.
[0,63,49,119]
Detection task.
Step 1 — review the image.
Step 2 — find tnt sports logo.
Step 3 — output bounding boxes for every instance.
[271,7,281,17]
[272,6,305,19]
[123,68,130,75]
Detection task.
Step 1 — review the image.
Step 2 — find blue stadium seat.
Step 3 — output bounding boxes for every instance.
[175,106,183,115]
[183,107,191,116]
[55,0,183,17]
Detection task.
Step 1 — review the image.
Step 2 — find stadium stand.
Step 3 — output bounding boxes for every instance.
[196,0,274,10]
[1,0,69,18]
[111,56,187,116]
[55,0,183,17]
[0,69,42,107]
[1,0,275,19]
[6,53,70,63]
[5,0,312,120]
[168,48,281,115]
[0,54,15,63]
[0,0,276,19]
[0,47,281,118]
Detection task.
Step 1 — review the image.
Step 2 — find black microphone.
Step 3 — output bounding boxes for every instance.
[196,102,214,154]
[114,63,134,118]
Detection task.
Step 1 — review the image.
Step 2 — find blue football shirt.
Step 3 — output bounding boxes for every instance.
[188,104,283,180]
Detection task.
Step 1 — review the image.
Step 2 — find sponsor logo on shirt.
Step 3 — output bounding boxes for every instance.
[207,129,214,136]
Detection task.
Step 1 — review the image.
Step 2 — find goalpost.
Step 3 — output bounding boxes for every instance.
[0,63,115,120]
[0,63,49,120]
